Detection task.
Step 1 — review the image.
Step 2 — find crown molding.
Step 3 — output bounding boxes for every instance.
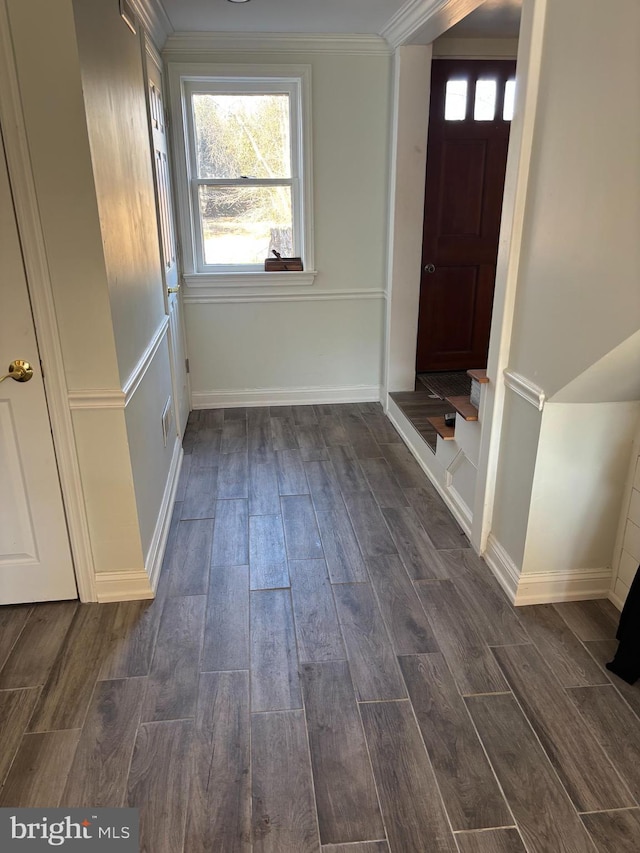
[130,0,174,49]
[381,0,448,48]
[381,0,487,50]
[163,31,391,56]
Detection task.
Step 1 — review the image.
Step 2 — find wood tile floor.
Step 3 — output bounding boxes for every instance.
[389,385,452,450]
[1,402,639,852]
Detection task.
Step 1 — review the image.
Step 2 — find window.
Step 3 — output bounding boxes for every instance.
[503,79,516,121]
[443,74,516,124]
[169,64,314,283]
[474,79,497,121]
[444,79,468,121]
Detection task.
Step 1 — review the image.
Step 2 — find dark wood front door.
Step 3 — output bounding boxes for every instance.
[416,59,516,372]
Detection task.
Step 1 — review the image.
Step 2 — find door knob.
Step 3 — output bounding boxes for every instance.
[0,359,34,383]
[167,285,181,294]
[424,263,436,274]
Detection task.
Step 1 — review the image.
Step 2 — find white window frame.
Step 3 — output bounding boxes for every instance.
[168,63,315,288]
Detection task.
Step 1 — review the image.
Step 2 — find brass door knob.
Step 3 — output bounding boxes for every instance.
[0,359,34,383]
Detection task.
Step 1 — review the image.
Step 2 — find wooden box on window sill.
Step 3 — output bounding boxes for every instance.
[264,255,303,272]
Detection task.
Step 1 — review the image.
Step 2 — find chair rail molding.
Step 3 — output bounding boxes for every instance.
[503,368,546,411]
[122,314,170,400]
[182,287,386,305]
[68,316,169,410]
[68,390,127,411]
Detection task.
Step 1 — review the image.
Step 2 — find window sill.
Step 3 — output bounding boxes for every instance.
[183,271,317,289]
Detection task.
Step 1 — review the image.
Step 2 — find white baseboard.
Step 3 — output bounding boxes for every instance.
[387,397,615,610]
[483,534,521,604]
[483,534,614,606]
[95,570,154,603]
[446,484,474,536]
[514,567,614,605]
[385,397,472,539]
[146,437,183,594]
[94,438,182,603]
[192,385,381,409]
[608,589,625,612]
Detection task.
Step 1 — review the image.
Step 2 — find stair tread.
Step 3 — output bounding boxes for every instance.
[427,416,455,440]
[467,368,489,384]
[445,395,478,422]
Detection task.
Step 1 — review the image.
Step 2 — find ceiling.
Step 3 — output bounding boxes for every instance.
[158,0,522,39]
[158,0,406,35]
[445,0,522,39]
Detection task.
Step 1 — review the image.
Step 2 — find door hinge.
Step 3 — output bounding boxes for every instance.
[185,358,190,374]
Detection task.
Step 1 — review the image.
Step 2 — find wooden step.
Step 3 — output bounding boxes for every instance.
[467,368,489,384]
[445,395,478,422]
[427,416,455,440]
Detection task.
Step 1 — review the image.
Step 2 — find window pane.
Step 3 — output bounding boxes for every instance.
[503,79,516,121]
[192,94,291,179]
[474,79,497,121]
[445,79,467,121]
[198,185,293,265]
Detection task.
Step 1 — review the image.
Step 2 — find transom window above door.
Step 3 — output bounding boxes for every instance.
[444,75,516,122]
[168,64,315,285]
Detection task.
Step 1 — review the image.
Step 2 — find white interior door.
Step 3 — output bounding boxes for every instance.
[145,41,190,437]
[0,129,77,604]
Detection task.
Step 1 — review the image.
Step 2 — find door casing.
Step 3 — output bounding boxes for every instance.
[0,0,96,601]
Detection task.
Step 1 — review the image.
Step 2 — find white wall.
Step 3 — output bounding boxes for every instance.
[8,0,178,596]
[73,0,167,385]
[124,337,175,558]
[384,45,432,394]
[486,0,640,604]
[432,38,519,58]
[188,298,384,405]
[552,329,640,405]
[507,0,640,398]
[166,44,392,404]
[491,391,542,569]
[6,0,120,391]
[523,402,640,577]
[71,407,145,573]
[72,0,176,567]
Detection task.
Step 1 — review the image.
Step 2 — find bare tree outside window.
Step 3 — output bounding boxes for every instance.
[192,93,294,264]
